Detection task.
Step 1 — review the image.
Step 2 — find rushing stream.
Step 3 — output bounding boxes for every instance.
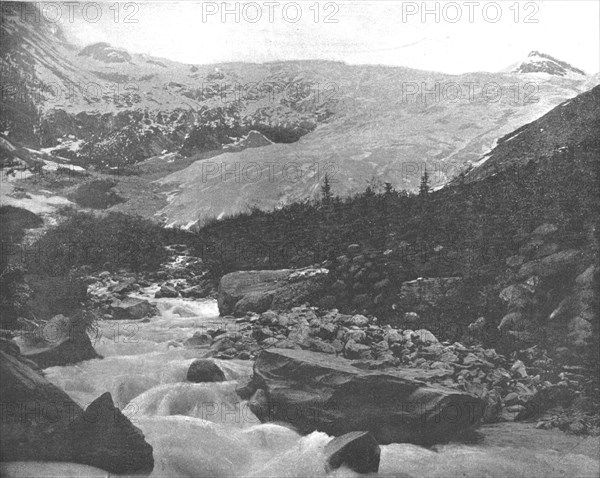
[5,294,599,478]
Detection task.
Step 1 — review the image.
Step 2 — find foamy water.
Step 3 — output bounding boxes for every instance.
[8,295,599,478]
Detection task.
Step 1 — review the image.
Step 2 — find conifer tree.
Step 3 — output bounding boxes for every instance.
[419,169,431,197]
[321,173,333,204]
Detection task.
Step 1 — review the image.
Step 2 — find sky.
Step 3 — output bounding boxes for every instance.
[56,1,600,74]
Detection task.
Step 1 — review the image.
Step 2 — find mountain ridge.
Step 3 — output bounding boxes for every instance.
[1,1,598,227]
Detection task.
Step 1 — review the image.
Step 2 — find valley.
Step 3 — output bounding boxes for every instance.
[1,2,599,478]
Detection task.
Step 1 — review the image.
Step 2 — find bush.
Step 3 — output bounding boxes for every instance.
[29,210,169,274]
[0,264,32,329]
[67,179,124,209]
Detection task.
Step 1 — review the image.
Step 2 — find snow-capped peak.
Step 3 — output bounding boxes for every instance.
[511,51,587,78]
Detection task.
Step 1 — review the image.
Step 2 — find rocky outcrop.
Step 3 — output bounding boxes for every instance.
[218,268,328,316]
[222,130,273,152]
[496,223,597,357]
[78,42,132,63]
[16,314,100,368]
[247,348,484,445]
[324,431,381,474]
[0,347,154,473]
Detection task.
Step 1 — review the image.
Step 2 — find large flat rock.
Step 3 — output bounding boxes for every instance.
[218,268,328,316]
[249,348,484,445]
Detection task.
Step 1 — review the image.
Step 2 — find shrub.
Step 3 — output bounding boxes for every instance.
[29,210,168,274]
[0,264,32,329]
[67,179,124,209]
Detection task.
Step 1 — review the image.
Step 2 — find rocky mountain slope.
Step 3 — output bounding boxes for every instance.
[153,67,598,227]
[1,2,598,227]
[461,85,600,183]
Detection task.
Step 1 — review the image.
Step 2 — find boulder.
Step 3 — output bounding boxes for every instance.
[218,268,328,316]
[110,297,153,320]
[411,329,438,345]
[1,348,81,463]
[498,312,527,332]
[184,331,212,347]
[308,339,337,354]
[218,270,290,315]
[0,349,153,473]
[271,275,328,311]
[17,314,100,368]
[344,339,371,359]
[248,348,484,445]
[180,284,211,299]
[324,431,380,474]
[340,314,369,327]
[499,284,532,310]
[68,392,154,473]
[403,312,420,324]
[317,322,338,340]
[248,388,270,418]
[155,284,179,298]
[234,291,275,316]
[517,250,583,279]
[111,279,137,295]
[186,359,226,382]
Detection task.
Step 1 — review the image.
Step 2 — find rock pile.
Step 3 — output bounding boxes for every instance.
[186,305,597,433]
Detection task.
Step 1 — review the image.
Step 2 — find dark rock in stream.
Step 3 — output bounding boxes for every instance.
[324,431,381,474]
[187,359,226,382]
[17,314,100,368]
[110,297,153,320]
[247,348,484,445]
[155,284,180,298]
[0,346,154,474]
[68,392,154,473]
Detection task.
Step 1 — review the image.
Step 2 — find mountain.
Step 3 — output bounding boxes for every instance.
[510,51,587,78]
[0,2,331,163]
[155,73,598,228]
[1,2,598,227]
[462,84,600,183]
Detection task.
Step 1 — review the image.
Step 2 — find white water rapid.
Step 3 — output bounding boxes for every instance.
[3,293,599,478]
